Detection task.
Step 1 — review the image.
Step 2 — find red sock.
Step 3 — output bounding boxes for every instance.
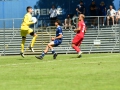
[72,45,80,53]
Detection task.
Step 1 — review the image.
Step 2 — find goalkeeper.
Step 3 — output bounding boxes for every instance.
[20,6,37,58]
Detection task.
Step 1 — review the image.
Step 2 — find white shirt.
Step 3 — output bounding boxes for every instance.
[49,8,58,18]
[107,9,116,16]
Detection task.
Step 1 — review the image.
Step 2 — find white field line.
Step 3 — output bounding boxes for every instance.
[0,54,119,67]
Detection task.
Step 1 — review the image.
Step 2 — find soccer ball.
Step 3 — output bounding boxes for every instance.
[31,17,37,23]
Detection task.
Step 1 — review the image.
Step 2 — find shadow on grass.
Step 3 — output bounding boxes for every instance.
[17,58,32,60]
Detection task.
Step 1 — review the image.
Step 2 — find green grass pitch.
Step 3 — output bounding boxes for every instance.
[0,53,120,90]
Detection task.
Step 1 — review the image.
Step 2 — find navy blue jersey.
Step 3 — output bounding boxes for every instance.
[56,26,63,40]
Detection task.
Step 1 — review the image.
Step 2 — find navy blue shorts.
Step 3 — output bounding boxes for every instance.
[54,39,62,47]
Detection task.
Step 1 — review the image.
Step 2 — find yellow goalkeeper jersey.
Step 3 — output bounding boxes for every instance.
[21,13,34,30]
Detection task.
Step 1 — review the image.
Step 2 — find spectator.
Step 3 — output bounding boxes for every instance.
[116,8,120,24]
[49,5,58,26]
[76,1,85,15]
[99,1,106,26]
[72,14,78,27]
[107,5,116,26]
[64,14,72,29]
[90,1,97,27]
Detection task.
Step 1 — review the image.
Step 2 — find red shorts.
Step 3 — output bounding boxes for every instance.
[72,35,84,46]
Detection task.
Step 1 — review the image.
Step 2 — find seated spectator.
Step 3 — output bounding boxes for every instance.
[64,14,72,29]
[116,8,120,24]
[76,1,85,15]
[99,1,106,26]
[90,1,97,27]
[107,5,116,26]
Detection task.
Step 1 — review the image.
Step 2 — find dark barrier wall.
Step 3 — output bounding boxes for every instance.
[0,0,117,28]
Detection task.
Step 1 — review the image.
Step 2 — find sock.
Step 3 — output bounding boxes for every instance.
[72,45,80,53]
[78,51,82,55]
[21,39,25,53]
[51,49,55,54]
[41,52,45,57]
[31,35,37,47]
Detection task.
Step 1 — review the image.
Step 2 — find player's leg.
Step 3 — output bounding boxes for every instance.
[28,28,37,52]
[35,41,55,60]
[42,41,55,57]
[45,41,58,59]
[20,30,27,58]
[72,35,83,58]
[20,37,26,58]
[35,40,61,60]
[48,40,58,59]
[72,43,80,53]
[52,39,62,59]
[77,38,84,58]
[72,35,80,53]
[46,41,55,53]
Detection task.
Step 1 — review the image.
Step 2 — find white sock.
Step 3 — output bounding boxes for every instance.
[51,49,54,51]
[78,51,82,55]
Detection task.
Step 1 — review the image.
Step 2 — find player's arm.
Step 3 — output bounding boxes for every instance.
[84,25,87,33]
[24,15,34,25]
[56,28,63,39]
[51,34,62,41]
[51,28,63,40]
[74,26,81,33]
[55,34,62,39]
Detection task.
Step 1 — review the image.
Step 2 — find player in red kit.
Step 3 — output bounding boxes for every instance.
[72,14,86,58]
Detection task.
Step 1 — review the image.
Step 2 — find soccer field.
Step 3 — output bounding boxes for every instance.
[0,54,120,90]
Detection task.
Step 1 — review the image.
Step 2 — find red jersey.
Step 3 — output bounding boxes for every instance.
[76,20,86,37]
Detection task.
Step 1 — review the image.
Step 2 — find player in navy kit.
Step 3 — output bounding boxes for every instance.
[35,20,63,60]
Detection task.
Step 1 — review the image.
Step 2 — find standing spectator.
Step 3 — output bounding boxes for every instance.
[107,5,116,26]
[76,1,85,15]
[64,14,72,29]
[49,5,58,26]
[99,1,106,26]
[116,8,120,24]
[90,1,97,27]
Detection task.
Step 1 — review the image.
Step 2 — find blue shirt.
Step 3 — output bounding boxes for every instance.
[56,26,63,40]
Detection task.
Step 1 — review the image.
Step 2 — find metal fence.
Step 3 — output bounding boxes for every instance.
[0,16,119,29]
[0,16,120,55]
